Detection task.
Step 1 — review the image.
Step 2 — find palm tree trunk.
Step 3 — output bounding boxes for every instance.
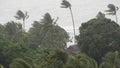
[69,7,76,45]
[23,19,25,32]
[115,14,118,23]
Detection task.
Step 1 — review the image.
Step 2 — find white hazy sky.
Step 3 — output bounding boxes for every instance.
[0,0,120,35]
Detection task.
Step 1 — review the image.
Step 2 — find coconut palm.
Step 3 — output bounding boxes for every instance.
[61,0,76,44]
[99,51,120,68]
[14,10,29,32]
[105,4,119,23]
[29,13,69,49]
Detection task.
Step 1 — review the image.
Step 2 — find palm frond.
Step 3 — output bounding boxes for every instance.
[106,12,115,15]
[108,4,116,11]
[105,10,114,12]
[14,16,22,20]
[105,4,117,15]
[17,10,25,18]
[61,0,71,8]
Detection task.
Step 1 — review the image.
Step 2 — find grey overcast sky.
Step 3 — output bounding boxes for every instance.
[0,0,120,35]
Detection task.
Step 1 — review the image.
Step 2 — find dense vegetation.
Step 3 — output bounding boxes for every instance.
[0,0,120,68]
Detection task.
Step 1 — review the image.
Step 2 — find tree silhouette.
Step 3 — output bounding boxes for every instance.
[61,0,76,44]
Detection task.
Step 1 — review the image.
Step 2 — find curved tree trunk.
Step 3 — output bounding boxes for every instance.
[69,7,76,45]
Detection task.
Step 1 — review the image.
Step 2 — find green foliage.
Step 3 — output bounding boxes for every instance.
[10,58,31,68]
[76,18,120,63]
[23,49,68,68]
[29,13,69,49]
[99,51,120,68]
[4,21,22,43]
[66,53,98,68]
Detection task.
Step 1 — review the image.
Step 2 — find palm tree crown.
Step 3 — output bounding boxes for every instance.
[61,0,71,8]
[105,4,119,23]
[15,10,29,31]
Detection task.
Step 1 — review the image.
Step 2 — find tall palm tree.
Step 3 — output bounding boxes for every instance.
[61,0,76,44]
[14,10,29,32]
[99,51,120,68]
[105,4,119,23]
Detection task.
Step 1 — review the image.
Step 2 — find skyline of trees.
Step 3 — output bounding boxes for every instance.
[0,1,120,68]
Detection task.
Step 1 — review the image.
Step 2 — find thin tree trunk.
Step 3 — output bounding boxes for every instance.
[69,7,76,45]
[115,14,118,23]
[23,19,25,32]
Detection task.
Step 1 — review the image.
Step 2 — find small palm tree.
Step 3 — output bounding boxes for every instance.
[61,0,76,44]
[15,10,29,32]
[105,4,119,23]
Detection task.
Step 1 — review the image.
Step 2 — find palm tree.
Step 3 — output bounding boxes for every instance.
[14,10,29,32]
[99,51,120,68]
[61,0,76,44]
[105,4,119,23]
[29,13,69,49]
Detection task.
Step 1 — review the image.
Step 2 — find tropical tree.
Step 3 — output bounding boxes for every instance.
[105,4,119,23]
[76,17,120,63]
[14,10,29,31]
[29,13,69,49]
[24,48,68,68]
[99,51,120,68]
[4,21,22,42]
[61,0,76,44]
